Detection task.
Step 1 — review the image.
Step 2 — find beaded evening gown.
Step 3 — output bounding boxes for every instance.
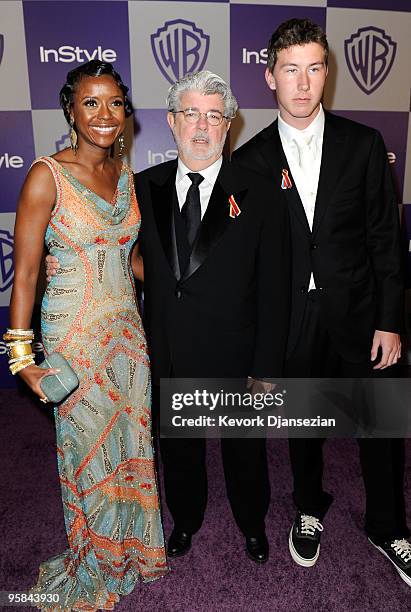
[30,157,167,611]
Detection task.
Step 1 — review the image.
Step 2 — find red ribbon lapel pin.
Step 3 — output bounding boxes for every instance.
[281,169,292,190]
[228,194,241,218]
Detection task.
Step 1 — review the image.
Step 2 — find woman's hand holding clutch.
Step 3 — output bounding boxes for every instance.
[18,363,61,403]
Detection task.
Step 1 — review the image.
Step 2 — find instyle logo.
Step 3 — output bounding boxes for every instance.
[0,229,14,293]
[344,27,397,95]
[39,45,117,64]
[242,47,267,65]
[0,34,4,65]
[147,149,177,166]
[0,153,24,169]
[151,19,209,84]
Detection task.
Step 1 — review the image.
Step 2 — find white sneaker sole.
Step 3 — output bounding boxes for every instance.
[289,527,320,567]
[368,538,411,587]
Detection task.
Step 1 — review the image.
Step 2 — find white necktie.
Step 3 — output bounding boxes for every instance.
[295,134,315,173]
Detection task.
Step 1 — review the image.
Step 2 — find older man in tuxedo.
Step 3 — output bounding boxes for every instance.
[134,71,290,562]
[233,18,410,586]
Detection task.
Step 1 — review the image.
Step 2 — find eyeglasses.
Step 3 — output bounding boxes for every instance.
[174,108,230,126]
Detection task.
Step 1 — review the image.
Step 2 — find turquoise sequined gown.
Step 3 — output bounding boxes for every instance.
[30,157,167,611]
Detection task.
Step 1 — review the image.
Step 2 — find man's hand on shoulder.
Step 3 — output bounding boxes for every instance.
[45,254,59,282]
[371,330,401,370]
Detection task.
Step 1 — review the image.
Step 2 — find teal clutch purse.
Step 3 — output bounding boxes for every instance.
[39,352,79,403]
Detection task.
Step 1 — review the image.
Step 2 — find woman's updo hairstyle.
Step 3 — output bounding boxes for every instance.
[59,60,133,123]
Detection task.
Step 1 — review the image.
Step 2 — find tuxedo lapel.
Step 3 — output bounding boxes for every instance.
[181,160,248,282]
[312,113,347,236]
[261,121,311,234]
[149,162,180,279]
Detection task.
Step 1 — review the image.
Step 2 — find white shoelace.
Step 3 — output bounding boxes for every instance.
[391,539,411,562]
[300,514,324,536]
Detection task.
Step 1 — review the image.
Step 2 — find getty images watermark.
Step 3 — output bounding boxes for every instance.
[160,378,411,439]
[170,387,335,431]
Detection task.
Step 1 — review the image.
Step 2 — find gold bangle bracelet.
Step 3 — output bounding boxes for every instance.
[10,358,35,375]
[3,332,34,343]
[10,364,34,376]
[8,343,33,360]
[9,357,34,372]
[5,328,34,337]
[6,339,33,346]
[8,353,35,365]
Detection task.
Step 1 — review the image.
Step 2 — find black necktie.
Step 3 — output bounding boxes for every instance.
[181,172,204,248]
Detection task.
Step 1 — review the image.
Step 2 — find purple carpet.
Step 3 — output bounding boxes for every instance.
[0,389,409,611]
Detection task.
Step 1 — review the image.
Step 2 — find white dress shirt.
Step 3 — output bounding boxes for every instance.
[278,105,325,290]
[175,156,223,219]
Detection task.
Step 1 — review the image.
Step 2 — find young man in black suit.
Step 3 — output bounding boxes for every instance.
[233,19,410,586]
[134,71,290,562]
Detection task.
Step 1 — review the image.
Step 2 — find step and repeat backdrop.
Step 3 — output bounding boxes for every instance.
[0,0,411,387]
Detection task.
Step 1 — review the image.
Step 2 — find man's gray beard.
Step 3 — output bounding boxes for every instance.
[173,131,226,161]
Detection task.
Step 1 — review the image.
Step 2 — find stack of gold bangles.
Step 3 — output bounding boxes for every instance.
[3,328,35,375]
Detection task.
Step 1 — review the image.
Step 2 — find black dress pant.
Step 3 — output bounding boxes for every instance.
[152,385,270,537]
[286,291,409,544]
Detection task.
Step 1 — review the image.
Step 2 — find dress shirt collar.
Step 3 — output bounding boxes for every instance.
[278,104,325,151]
[176,156,223,188]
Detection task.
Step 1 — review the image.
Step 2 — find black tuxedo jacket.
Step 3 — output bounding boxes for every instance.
[134,158,290,383]
[233,111,403,362]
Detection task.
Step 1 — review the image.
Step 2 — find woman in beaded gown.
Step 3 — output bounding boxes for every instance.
[9,61,167,610]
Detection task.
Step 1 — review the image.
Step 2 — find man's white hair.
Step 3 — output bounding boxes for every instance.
[166,70,238,118]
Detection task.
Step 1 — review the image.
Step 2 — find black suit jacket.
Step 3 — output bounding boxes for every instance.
[134,158,290,383]
[233,111,403,362]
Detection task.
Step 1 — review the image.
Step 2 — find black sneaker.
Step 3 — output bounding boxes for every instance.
[369,537,411,587]
[289,511,324,567]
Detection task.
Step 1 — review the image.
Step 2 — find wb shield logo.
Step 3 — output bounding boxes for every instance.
[151,19,209,84]
[345,26,396,95]
[0,229,14,293]
[0,34,4,65]
[55,133,70,152]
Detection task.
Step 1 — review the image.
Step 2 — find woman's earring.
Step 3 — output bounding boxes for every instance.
[118,133,125,157]
[69,119,78,154]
